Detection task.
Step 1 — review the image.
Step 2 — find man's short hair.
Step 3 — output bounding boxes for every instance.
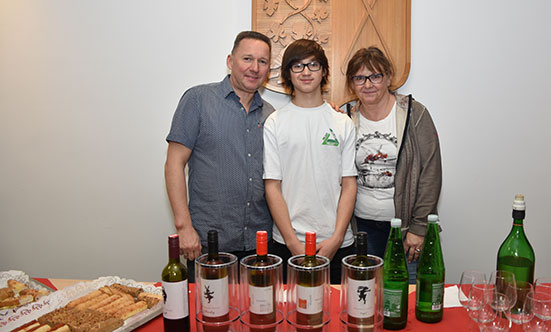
[232,31,272,54]
[280,39,329,95]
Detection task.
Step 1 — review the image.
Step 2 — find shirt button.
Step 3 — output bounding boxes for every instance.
[249,178,253,182]
[247,153,251,158]
[244,226,248,230]
[246,129,250,133]
[247,202,251,206]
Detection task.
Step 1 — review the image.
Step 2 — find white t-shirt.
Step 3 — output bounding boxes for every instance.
[263,101,357,247]
[354,103,397,221]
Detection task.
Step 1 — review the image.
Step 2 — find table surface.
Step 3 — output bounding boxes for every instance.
[33,278,525,332]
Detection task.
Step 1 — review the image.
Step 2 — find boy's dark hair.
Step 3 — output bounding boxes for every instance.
[280,39,329,95]
[232,31,272,54]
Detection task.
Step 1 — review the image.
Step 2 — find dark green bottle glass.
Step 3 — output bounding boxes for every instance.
[415,214,445,323]
[383,218,408,330]
[496,194,535,316]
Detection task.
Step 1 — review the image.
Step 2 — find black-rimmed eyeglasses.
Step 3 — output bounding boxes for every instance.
[351,73,384,85]
[290,61,322,73]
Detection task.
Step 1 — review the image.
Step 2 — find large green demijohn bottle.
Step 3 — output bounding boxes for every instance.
[415,214,445,323]
[383,218,408,330]
[496,194,535,316]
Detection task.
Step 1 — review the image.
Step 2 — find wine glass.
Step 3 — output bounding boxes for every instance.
[521,290,551,332]
[535,277,551,296]
[459,270,487,324]
[477,271,517,332]
[509,283,533,325]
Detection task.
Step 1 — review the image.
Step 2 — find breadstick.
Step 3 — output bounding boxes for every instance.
[75,293,109,310]
[67,290,102,308]
[115,301,148,319]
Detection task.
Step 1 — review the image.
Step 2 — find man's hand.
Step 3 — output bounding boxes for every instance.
[317,236,343,260]
[178,226,202,261]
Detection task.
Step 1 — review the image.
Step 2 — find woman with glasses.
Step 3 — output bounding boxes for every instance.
[345,47,442,283]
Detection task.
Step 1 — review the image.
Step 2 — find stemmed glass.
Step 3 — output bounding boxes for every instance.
[460,270,488,328]
[521,289,551,332]
[509,283,534,325]
[477,270,517,332]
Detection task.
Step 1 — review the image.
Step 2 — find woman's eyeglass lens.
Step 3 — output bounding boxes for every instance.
[352,73,384,85]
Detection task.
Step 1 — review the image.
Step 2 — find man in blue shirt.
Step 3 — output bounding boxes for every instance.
[165,31,274,279]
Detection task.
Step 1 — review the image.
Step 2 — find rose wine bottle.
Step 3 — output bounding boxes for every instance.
[383,219,408,330]
[347,232,375,332]
[162,234,190,332]
[296,231,323,332]
[248,231,276,331]
[200,230,230,332]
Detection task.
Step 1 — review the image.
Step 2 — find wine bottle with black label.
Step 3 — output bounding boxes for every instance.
[162,234,190,332]
[296,231,323,332]
[248,231,276,331]
[347,232,375,332]
[200,230,230,332]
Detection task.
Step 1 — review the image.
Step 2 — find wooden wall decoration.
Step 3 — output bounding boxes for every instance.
[252,0,411,106]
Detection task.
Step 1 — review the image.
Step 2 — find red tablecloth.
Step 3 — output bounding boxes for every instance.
[33,279,508,332]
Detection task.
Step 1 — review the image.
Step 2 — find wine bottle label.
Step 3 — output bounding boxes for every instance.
[431,282,444,310]
[297,284,323,314]
[347,277,375,318]
[249,284,274,314]
[162,280,189,319]
[383,288,403,318]
[200,276,230,317]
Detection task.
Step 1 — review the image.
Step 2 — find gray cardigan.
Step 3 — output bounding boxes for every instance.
[350,93,442,236]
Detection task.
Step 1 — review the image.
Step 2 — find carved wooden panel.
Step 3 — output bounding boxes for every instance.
[252,0,411,106]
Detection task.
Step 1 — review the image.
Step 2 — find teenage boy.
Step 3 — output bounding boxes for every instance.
[263,39,357,284]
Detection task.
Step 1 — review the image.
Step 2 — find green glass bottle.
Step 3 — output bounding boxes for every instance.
[383,218,408,330]
[415,214,445,323]
[346,232,375,332]
[496,194,535,316]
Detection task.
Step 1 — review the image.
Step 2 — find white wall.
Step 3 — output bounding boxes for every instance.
[1,1,549,283]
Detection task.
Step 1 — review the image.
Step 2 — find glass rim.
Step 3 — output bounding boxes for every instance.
[341,254,384,270]
[239,254,283,270]
[195,252,237,269]
[287,254,330,270]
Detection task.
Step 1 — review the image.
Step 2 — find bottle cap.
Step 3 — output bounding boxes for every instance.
[207,230,218,242]
[427,214,439,223]
[390,218,402,228]
[168,234,180,259]
[513,194,526,211]
[257,231,268,256]
[305,231,316,256]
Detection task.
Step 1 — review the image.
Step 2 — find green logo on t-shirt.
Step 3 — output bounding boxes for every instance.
[322,129,339,146]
